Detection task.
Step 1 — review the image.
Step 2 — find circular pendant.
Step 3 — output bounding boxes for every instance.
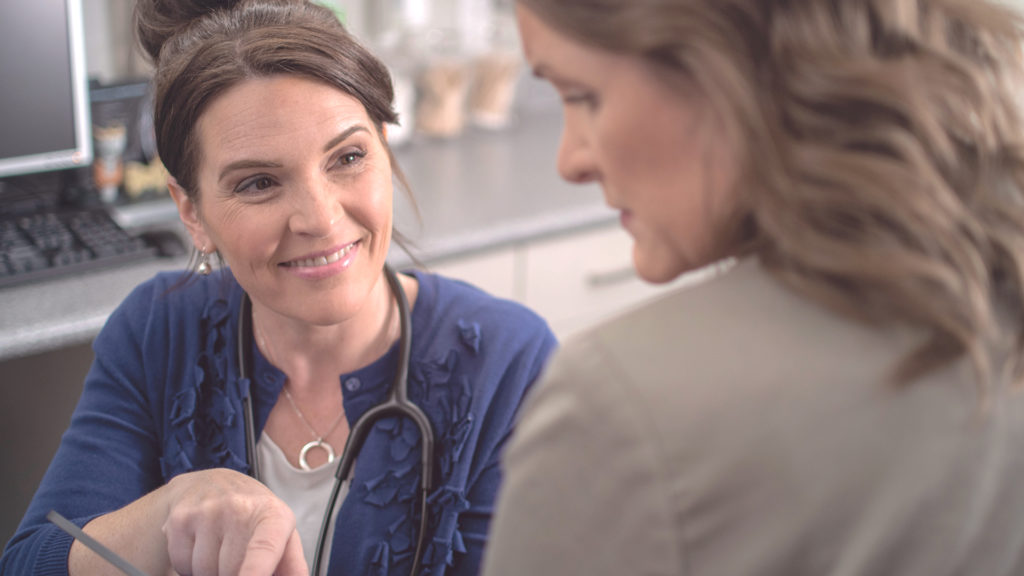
[298,439,336,471]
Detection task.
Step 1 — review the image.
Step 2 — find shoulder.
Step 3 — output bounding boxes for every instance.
[101,269,242,344]
[539,255,914,458]
[403,270,557,417]
[579,256,901,380]
[407,269,557,352]
[489,307,684,575]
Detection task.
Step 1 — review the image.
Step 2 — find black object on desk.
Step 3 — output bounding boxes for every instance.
[138,228,187,258]
[0,171,170,289]
[0,207,158,289]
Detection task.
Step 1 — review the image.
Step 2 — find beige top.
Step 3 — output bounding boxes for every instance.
[483,257,1024,576]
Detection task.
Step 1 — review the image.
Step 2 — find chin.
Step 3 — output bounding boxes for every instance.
[632,260,685,285]
[635,267,683,285]
[632,248,691,285]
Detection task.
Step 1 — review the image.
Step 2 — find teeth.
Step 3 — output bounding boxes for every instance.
[286,243,354,268]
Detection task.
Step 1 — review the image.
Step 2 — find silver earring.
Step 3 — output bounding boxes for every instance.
[197,247,212,276]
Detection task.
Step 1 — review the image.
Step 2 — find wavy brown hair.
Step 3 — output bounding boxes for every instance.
[521,0,1024,387]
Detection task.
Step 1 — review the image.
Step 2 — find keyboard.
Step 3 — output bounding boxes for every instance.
[0,207,158,289]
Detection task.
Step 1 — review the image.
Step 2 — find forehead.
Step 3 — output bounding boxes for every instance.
[516,4,632,83]
[196,75,372,164]
[516,4,584,66]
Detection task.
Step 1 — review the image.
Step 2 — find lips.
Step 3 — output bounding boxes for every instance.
[281,241,358,268]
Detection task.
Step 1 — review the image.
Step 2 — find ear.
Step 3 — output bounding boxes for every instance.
[167,176,213,252]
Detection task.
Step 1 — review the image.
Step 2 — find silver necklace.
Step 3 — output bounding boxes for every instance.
[256,320,346,471]
[281,386,346,471]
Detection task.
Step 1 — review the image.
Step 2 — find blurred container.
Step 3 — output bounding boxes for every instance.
[414,27,472,138]
[388,64,418,146]
[93,123,127,203]
[468,9,522,130]
[375,35,419,147]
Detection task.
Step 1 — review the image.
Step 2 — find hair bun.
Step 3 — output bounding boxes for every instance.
[133,0,240,63]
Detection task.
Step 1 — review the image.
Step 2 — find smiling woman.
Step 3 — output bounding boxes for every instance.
[174,76,396,329]
[0,1,557,575]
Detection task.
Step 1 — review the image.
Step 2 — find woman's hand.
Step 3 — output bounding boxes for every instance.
[69,468,307,576]
[161,468,308,576]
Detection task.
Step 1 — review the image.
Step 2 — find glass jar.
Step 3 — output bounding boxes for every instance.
[468,4,523,130]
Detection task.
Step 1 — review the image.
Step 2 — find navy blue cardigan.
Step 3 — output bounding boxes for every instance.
[1,268,556,576]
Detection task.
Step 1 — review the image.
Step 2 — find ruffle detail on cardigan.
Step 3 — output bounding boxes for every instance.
[161,297,245,478]
[366,516,418,576]
[377,414,424,461]
[362,460,418,508]
[421,486,471,574]
[456,320,481,355]
[361,320,481,575]
[410,349,457,404]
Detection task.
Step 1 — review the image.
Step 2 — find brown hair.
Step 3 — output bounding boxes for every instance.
[520,0,1024,387]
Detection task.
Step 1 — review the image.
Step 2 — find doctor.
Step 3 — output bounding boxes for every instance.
[0,1,556,575]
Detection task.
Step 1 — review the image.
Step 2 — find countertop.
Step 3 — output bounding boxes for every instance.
[0,109,610,362]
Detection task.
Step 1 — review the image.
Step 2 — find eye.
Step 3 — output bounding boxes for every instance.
[336,149,366,167]
[235,175,277,195]
[562,92,598,109]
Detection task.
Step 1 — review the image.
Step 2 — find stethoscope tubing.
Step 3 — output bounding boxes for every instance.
[236,265,434,575]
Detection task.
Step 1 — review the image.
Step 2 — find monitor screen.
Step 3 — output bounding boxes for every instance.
[0,0,92,179]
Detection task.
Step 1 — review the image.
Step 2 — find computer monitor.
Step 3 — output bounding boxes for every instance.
[0,0,92,179]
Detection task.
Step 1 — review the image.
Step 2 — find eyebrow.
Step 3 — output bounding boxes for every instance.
[530,64,590,93]
[217,124,371,184]
[217,159,283,184]
[322,124,371,153]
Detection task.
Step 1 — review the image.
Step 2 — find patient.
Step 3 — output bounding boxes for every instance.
[484,0,1024,574]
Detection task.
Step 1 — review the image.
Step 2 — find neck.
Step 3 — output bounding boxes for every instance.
[252,272,399,389]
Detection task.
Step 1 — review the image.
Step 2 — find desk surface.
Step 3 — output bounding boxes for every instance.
[0,110,610,361]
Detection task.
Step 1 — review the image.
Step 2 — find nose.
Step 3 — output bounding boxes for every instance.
[288,175,342,237]
[556,119,597,184]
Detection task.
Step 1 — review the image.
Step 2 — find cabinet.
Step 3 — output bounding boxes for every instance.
[522,225,676,337]
[0,344,95,547]
[421,223,720,339]
[425,247,519,302]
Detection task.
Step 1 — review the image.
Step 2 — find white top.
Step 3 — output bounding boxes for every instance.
[258,433,349,575]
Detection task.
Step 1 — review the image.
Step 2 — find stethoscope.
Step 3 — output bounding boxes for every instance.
[237,265,435,576]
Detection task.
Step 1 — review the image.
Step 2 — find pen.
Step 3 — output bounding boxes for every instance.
[46,510,151,576]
